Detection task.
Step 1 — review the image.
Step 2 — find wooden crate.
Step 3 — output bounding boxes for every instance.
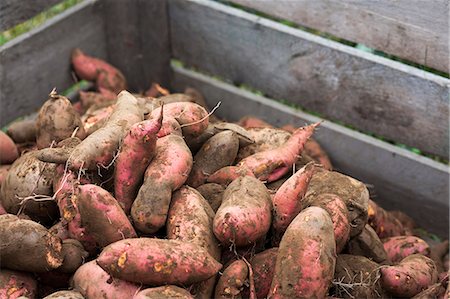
[0,0,448,236]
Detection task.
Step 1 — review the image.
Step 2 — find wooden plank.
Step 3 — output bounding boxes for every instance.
[0,0,62,31]
[103,0,171,92]
[0,0,107,127]
[169,0,450,159]
[171,64,450,237]
[232,0,449,73]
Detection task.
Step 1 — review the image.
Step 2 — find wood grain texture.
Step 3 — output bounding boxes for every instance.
[170,0,450,159]
[232,0,449,73]
[103,0,171,92]
[0,0,62,31]
[171,64,450,237]
[0,0,106,126]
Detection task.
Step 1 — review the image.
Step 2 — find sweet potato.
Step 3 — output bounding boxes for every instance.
[184,87,209,109]
[213,122,254,146]
[306,193,350,254]
[269,206,336,299]
[367,199,406,238]
[96,238,222,285]
[36,91,86,149]
[196,183,225,212]
[238,116,272,129]
[6,119,37,144]
[49,221,69,240]
[333,254,386,298]
[145,82,170,98]
[157,116,183,138]
[184,124,216,153]
[67,91,143,170]
[187,130,239,187]
[0,214,63,272]
[157,93,195,105]
[148,102,209,137]
[1,151,58,223]
[304,169,369,237]
[430,240,449,273]
[72,48,127,93]
[43,290,84,299]
[346,224,389,264]
[114,109,163,213]
[167,186,221,298]
[72,260,140,299]
[380,254,438,297]
[383,236,431,263]
[303,138,333,170]
[0,202,6,215]
[79,90,116,110]
[214,176,272,246]
[0,131,19,164]
[131,134,193,233]
[388,209,416,232]
[0,164,10,189]
[271,162,316,245]
[411,282,446,298]
[81,104,115,136]
[242,248,278,299]
[134,286,193,299]
[236,128,290,162]
[207,165,255,186]
[214,260,248,299]
[0,269,37,299]
[76,184,136,248]
[58,239,88,273]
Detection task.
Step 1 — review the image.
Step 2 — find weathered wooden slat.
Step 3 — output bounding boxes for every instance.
[232,0,449,73]
[0,0,62,31]
[171,64,449,237]
[170,0,450,159]
[103,0,171,91]
[0,0,106,127]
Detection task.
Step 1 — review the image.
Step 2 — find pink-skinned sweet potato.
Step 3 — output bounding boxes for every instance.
[411,282,446,299]
[303,138,333,170]
[380,254,438,297]
[66,91,143,170]
[96,238,222,286]
[207,165,255,186]
[148,102,209,137]
[167,186,221,298]
[43,290,84,299]
[134,286,194,299]
[0,269,37,299]
[238,116,272,129]
[76,184,136,248]
[79,90,116,110]
[131,134,193,234]
[36,91,86,149]
[368,199,407,238]
[304,169,369,238]
[213,176,272,247]
[196,183,225,212]
[0,202,6,215]
[114,109,163,213]
[72,48,127,93]
[72,260,140,299]
[306,193,350,254]
[145,82,170,98]
[214,259,248,299]
[383,236,430,263]
[81,104,115,136]
[187,130,239,187]
[269,206,336,299]
[388,210,416,233]
[157,116,183,138]
[271,162,316,245]
[346,224,389,264]
[0,214,63,272]
[0,131,19,164]
[6,119,37,144]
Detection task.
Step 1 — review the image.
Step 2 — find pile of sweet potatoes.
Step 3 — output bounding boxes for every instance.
[0,50,448,299]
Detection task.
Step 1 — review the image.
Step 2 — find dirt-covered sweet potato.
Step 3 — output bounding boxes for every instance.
[0,214,63,272]
[36,91,86,149]
[333,254,386,298]
[1,151,57,223]
[167,186,221,298]
[388,210,416,232]
[0,131,19,164]
[306,193,350,254]
[114,109,163,213]
[81,104,115,136]
[430,240,449,273]
[411,282,446,299]
[77,184,136,248]
[367,199,407,238]
[304,169,369,237]
[96,238,222,285]
[0,269,37,299]
[380,254,438,297]
[43,290,84,299]
[72,48,127,93]
[0,202,6,215]
[134,286,193,299]
[213,176,272,246]
[6,119,37,144]
[58,239,88,273]
[238,116,272,129]
[207,165,255,186]
[187,130,239,187]
[383,236,431,263]
[236,128,290,162]
[214,260,248,299]
[346,224,389,264]
[0,164,10,189]
[269,206,336,299]
[72,260,140,299]
[196,183,225,212]
[131,134,193,234]
[271,162,315,245]
[79,90,116,110]
[212,122,254,147]
[49,221,69,240]
[303,138,333,170]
